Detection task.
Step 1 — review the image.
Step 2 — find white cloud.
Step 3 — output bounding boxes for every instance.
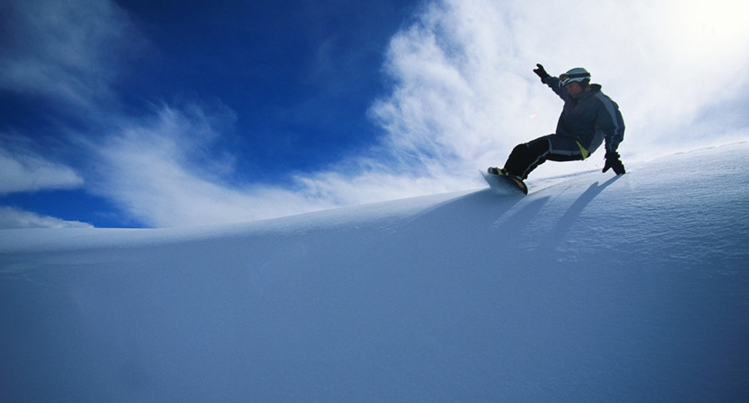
[86,104,335,227]
[86,102,470,227]
[0,142,83,195]
[0,206,93,229]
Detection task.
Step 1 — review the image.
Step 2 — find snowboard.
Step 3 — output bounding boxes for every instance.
[482,170,528,195]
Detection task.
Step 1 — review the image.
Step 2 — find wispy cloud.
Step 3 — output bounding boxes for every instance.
[0,134,83,194]
[84,103,338,227]
[84,102,466,227]
[0,206,93,229]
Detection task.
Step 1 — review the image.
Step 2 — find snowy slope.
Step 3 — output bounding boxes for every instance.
[1,143,748,402]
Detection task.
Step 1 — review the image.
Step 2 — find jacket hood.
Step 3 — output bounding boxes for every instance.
[574,83,602,99]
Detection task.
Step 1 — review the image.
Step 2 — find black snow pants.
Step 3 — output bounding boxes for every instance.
[503,134,588,179]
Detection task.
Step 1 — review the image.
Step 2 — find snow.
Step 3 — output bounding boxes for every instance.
[1,143,748,402]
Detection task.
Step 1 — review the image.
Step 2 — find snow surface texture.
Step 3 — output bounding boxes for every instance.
[1,143,748,402]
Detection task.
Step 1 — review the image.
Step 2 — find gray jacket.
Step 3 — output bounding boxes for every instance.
[546,77,625,154]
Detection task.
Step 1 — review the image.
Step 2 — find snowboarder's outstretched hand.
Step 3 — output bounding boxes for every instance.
[603,152,626,175]
[533,64,550,83]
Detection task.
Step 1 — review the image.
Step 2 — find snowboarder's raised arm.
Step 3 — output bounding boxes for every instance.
[533,64,567,101]
[546,76,567,100]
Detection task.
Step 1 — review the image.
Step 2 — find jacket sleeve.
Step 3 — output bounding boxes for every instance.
[594,94,625,152]
[545,76,568,101]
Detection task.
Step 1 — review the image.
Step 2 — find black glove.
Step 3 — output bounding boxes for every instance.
[533,63,550,83]
[602,151,626,175]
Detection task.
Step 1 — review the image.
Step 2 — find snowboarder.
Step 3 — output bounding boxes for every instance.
[488,64,625,186]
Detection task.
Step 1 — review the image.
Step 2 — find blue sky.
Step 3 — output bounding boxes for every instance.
[2,0,748,228]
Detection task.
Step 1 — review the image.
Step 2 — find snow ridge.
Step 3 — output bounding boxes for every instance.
[1,143,748,402]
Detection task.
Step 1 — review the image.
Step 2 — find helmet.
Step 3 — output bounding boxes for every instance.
[560,67,591,86]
